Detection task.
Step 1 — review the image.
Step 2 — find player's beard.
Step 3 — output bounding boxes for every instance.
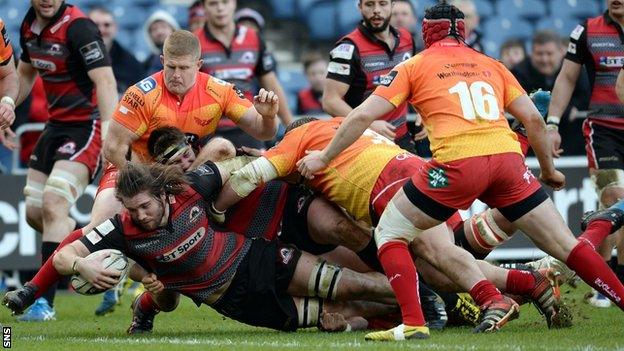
[363,15,391,33]
[134,199,166,232]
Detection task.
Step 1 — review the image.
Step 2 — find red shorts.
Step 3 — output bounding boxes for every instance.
[516,132,530,156]
[96,162,118,196]
[370,153,463,227]
[410,152,543,212]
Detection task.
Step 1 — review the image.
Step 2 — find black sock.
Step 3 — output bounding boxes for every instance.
[40,242,60,307]
[438,291,460,310]
[356,236,383,273]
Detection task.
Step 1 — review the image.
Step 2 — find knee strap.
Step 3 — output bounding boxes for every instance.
[44,169,88,204]
[308,260,343,300]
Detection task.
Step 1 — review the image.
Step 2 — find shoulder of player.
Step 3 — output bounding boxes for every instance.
[204,74,240,98]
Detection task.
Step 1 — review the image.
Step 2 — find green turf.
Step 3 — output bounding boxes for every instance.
[1,285,623,351]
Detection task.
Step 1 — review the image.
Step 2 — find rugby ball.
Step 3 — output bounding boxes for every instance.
[70,249,129,295]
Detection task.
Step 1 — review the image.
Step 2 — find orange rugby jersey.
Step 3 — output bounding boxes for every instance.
[264,117,404,224]
[374,40,525,163]
[0,19,13,65]
[113,71,252,161]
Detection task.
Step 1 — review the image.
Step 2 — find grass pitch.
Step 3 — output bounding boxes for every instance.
[1,284,623,351]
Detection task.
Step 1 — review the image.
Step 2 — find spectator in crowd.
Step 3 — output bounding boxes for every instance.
[142,10,180,75]
[391,0,423,51]
[512,30,589,156]
[451,0,483,51]
[499,38,526,70]
[89,7,144,95]
[196,0,292,149]
[188,0,206,32]
[234,8,265,33]
[296,52,327,116]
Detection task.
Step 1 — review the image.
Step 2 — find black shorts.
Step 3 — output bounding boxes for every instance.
[214,127,265,149]
[212,239,302,331]
[28,120,102,178]
[280,185,337,255]
[583,120,624,170]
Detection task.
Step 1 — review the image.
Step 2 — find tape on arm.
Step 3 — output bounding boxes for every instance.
[229,157,278,198]
[214,155,258,176]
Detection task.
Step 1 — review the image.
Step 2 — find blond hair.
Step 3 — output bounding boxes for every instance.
[163,30,201,59]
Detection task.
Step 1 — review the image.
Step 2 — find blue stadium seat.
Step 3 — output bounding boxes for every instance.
[297,0,322,15]
[278,69,308,95]
[337,0,361,35]
[3,2,29,25]
[306,1,338,41]
[549,0,601,19]
[156,4,188,29]
[535,15,580,38]
[112,5,147,30]
[495,0,547,20]
[481,17,533,56]
[116,29,134,51]
[473,0,495,18]
[270,0,297,19]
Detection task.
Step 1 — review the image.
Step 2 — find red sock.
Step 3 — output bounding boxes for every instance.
[566,241,624,310]
[504,269,535,296]
[32,229,84,299]
[578,219,614,249]
[470,280,503,307]
[138,292,159,312]
[377,241,425,326]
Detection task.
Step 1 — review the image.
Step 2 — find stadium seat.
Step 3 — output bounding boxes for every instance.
[297,0,322,15]
[305,1,338,41]
[481,17,533,56]
[112,5,147,31]
[495,0,547,20]
[270,0,297,19]
[549,0,601,19]
[278,69,308,96]
[337,0,362,36]
[116,29,134,51]
[535,15,580,38]
[2,2,29,24]
[473,0,495,18]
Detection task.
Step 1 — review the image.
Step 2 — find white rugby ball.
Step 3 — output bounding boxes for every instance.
[71,249,129,295]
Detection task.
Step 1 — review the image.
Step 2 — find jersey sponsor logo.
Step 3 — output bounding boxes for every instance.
[194,116,214,127]
[79,41,104,65]
[31,58,57,71]
[194,164,215,176]
[85,230,102,245]
[122,90,146,109]
[239,51,256,64]
[213,68,253,80]
[599,56,624,67]
[189,206,202,223]
[570,24,584,41]
[522,166,536,184]
[567,42,577,54]
[57,141,76,155]
[262,52,275,71]
[232,85,245,99]
[330,43,355,60]
[95,220,116,236]
[365,61,386,69]
[202,56,222,65]
[428,168,448,188]
[378,70,398,87]
[156,227,206,262]
[279,247,294,265]
[135,77,157,93]
[327,61,351,76]
[50,15,71,34]
[591,41,617,48]
[47,43,64,56]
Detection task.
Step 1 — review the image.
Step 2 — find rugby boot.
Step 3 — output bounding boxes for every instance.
[3,283,37,315]
[127,292,159,334]
[473,296,519,333]
[364,324,430,341]
[528,269,573,328]
[17,297,56,322]
[446,293,481,327]
[580,205,624,233]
